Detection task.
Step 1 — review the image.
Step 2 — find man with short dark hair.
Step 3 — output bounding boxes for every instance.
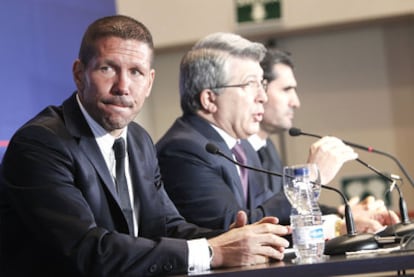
[249,48,400,236]
[0,16,290,276]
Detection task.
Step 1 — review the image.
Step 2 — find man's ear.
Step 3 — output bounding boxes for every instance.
[199,89,218,113]
[72,59,85,91]
[145,69,155,98]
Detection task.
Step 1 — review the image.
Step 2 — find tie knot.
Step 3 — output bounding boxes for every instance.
[232,143,247,164]
[113,138,126,160]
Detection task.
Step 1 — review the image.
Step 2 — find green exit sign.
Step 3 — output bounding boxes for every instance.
[236,0,281,23]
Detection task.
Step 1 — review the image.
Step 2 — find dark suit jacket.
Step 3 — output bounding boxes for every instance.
[0,94,220,277]
[257,139,284,194]
[156,114,291,230]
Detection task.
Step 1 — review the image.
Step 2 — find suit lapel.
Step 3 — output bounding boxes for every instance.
[184,115,246,207]
[78,137,119,200]
[266,139,283,173]
[258,139,283,194]
[125,131,141,228]
[62,94,119,204]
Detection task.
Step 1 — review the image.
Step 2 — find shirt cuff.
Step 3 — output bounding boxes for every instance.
[187,238,211,273]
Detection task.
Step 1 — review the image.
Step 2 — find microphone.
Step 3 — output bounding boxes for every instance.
[289,127,414,188]
[289,127,414,237]
[205,142,379,255]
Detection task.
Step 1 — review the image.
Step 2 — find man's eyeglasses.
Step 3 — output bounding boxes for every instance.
[210,79,268,92]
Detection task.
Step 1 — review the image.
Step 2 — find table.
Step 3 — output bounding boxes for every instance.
[185,250,414,276]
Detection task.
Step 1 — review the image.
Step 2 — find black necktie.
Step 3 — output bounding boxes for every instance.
[232,143,248,202]
[113,138,134,234]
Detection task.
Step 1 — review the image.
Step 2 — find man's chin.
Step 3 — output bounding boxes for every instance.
[102,117,130,132]
[284,121,294,131]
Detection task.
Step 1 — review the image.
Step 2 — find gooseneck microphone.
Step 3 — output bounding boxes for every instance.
[289,127,414,237]
[205,142,379,255]
[289,128,398,183]
[289,127,414,188]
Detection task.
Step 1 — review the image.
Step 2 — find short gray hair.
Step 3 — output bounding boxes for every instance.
[179,32,266,114]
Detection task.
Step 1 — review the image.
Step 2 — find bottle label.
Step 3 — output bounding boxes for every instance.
[293,225,324,244]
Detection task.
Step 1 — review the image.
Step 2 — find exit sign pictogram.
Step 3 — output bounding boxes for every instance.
[236,0,281,23]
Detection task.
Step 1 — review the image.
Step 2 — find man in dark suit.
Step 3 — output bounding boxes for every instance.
[0,16,290,276]
[156,33,293,231]
[156,34,399,239]
[249,48,400,236]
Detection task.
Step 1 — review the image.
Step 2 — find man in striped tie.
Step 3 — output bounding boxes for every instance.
[157,33,293,232]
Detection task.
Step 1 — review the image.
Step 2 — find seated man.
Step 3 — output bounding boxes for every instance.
[0,16,290,277]
[156,33,399,238]
[250,48,400,236]
[157,32,293,229]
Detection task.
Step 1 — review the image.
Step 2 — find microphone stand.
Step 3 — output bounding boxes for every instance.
[355,160,414,237]
[205,143,379,255]
[377,179,414,237]
[321,185,379,255]
[289,128,414,238]
[289,127,414,188]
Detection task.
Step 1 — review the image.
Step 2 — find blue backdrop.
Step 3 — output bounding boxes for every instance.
[0,0,116,159]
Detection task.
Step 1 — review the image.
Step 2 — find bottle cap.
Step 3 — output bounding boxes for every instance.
[294,167,309,176]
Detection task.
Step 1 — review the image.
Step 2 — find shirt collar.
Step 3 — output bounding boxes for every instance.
[210,124,239,149]
[247,134,267,151]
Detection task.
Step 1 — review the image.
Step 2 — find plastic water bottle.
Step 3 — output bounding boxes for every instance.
[290,166,325,263]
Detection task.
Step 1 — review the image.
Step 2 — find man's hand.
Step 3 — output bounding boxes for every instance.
[337,217,383,235]
[229,210,248,229]
[209,211,291,268]
[229,210,280,229]
[337,196,400,234]
[307,136,358,184]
